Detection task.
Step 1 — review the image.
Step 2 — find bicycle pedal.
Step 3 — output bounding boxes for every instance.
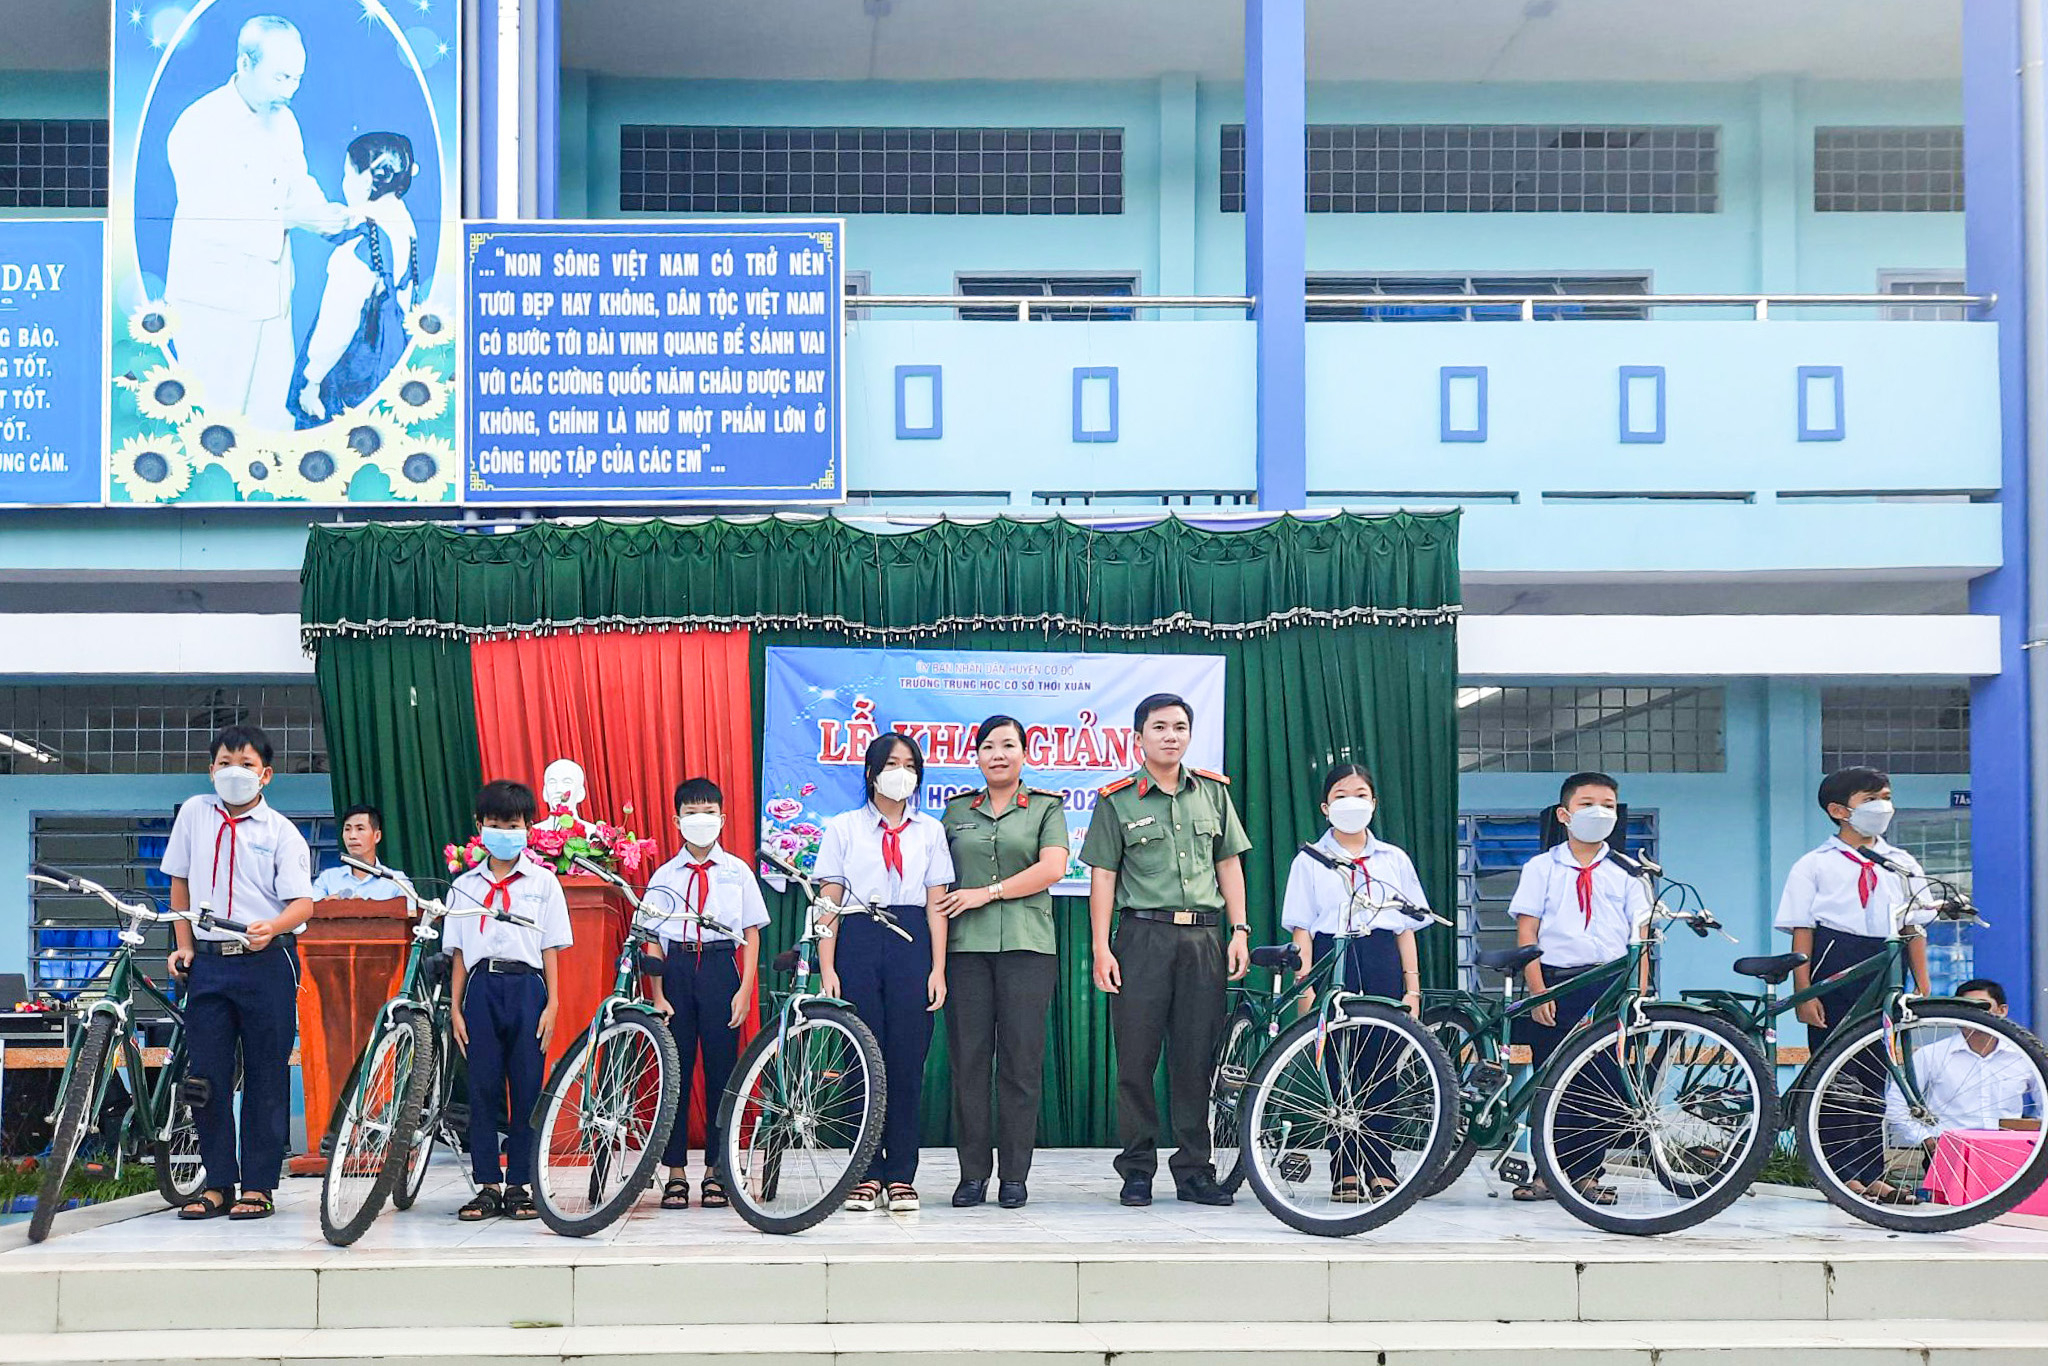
[179,1076,212,1107]
[1496,1153,1532,1187]
[1465,1062,1510,1100]
[1218,1063,1249,1093]
[1278,1152,1314,1184]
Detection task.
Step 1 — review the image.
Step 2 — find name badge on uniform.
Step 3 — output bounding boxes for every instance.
[1126,816,1157,831]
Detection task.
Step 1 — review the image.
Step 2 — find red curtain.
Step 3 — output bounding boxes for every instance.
[470,626,757,1144]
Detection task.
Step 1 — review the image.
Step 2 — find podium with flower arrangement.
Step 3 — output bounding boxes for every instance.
[444,811,659,1068]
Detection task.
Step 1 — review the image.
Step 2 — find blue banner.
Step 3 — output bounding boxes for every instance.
[760,646,1226,893]
[0,220,103,506]
[464,220,844,504]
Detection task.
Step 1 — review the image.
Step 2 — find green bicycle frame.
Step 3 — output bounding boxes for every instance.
[1229,932,1415,1047]
[48,942,190,1170]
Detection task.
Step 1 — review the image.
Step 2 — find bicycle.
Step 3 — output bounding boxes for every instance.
[526,855,684,1237]
[1678,869,2048,1232]
[23,863,208,1243]
[714,850,900,1234]
[1218,842,1461,1236]
[1422,854,1777,1235]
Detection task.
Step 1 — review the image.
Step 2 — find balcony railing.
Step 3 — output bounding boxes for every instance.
[855,292,1994,321]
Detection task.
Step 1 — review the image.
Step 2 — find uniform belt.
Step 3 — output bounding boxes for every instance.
[481,958,540,975]
[1125,909,1220,928]
[194,937,283,957]
[664,938,738,954]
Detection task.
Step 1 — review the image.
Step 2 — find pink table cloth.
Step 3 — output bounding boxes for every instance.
[1925,1128,2048,1215]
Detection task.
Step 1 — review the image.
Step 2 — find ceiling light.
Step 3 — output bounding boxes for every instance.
[1456,687,1503,710]
[0,731,60,764]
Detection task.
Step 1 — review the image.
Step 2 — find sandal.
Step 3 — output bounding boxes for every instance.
[228,1191,274,1221]
[844,1179,883,1212]
[1331,1175,1365,1204]
[1511,1181,1553,1202]
[1369,1178,1400,1200]
[699,1175,728,1209]
[178,1188,234,1220]
[1865,1181,1922,1206]
[1573,1178,1618,1207]
[458,1187,503,1221]
[661,1177,691,1210]
[502,1184,539,1220]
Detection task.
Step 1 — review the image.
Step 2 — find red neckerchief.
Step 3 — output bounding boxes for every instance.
[687,859,716,947]
[1837,847,1879,907]
[880,815,910,878]
[484,867,524,913]
[1344,846,1374,898]
[210,806,251,921]
[1571,852,1602,927]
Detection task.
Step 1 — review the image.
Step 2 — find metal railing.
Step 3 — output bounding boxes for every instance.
[854,292,1993,321]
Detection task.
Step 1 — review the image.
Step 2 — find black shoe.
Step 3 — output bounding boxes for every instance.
[1119,1174,1153,1207]
[997,1180,1028,1209]
[1175,1173,1234,1206]
[952,1179,987,1208]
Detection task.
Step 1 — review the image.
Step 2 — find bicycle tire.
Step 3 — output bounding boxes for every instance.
[1795,1002,2048,1232]
[30,1013,119,1243]
[1239,1000,1458,1237]
[720,1003,885,1235]
[151,1036,206,1208]
[532,1011,681,1237]
[1209,1007,1259,1194]
[1531,1003,1775,1236]
[392,1037,448,1211]
[321,1012,431,1246]
[1419,1003,1484,1198]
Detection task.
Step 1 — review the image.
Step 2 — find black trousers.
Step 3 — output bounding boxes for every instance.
[838,906,933,1186]
[186,940,299,1193]
[659,943,742,1173]
[945,949,1058,1183]
[463,969,547,1186]
[1522,963,1619,1184]
[1807,926,1890,1186]
[1110,915,1225,1184]
[1311,932,1404,1182]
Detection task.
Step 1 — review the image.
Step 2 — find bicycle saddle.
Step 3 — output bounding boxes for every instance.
[1475,945,1543,976]
[1250,943,1299,973]
[1732,952,1806,985]
[420,951,452,987]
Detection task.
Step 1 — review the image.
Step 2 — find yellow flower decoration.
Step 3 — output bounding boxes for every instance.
[179,414,250,470]
[382,433,457,502]
[112,435,192,502]
[224,445,289,499]
[332,413,402,472]
[127,301,179,349]
[379,365,451,424]
[404,300,455,350]
[284,431,358,502]
[132,365,198,426]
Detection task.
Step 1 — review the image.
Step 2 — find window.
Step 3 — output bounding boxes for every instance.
[0,685,328,776]
[1894,808,1975,995]
[619,126,1124,216]
[1814,127,1963,212]
[1221,124,1718,214]
[844,271,871,322]
[0,118,108,209]
[1459,685,1726,774]
[1879,269,1968,322]
[955,273,1138,322]
[1308,273,1650,322]
[1821,685,1970,774]
[1456,810,1659,984]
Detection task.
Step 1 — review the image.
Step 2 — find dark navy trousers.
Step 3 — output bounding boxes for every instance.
[463,968,547,1186]
[1522,963,1620,1184]
[1807,926,1890,1186]
[1312,931,1405,1182]
[659,942,742,1173]
[837,906,933,1186]
[185,939,300,1193]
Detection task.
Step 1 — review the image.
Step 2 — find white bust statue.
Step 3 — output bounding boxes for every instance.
[541,758,593,832]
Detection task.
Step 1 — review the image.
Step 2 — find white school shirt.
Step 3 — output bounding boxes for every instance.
[812,804,956,908]
[1773,836,1935,940]
[442,855,574,969]
[644,844,770,947]
[1884,1032,2048,1146]
[1280,830,1432,937]
[311,865,411,901]
[1507,843,1652,970]
[161,794,316,941]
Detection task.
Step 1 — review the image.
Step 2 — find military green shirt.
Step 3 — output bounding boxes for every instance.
[1077,767,1252,913]
[941,786,1070,955]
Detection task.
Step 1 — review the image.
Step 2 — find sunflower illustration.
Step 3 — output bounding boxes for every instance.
[112,435,193,502]
[179,414,249,470]
[224,445,289,499]
[378,365,451,424]
[280,432,355,501]
[131,365,198,426]
[404,300,455,350]
[126,301,179,349]
[332,413,401,471]
[382,434,457,502]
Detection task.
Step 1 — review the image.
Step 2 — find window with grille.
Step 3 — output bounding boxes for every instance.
[1894,808,1975,995]
[1820,685,1970,774]
[0,685,327,776]
[0,119,107,210]
[1308,273,1650,322]
[1455,809,1659,984]
[620,126,1124,216]
[1458,685,1726,774]
[1814,127,1963,213]
[1879,270,1968,321]
[1221,124,1718,214]
[955,272,1138,322]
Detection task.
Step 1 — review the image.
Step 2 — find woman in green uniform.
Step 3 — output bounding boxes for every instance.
[938,714,1072,1209]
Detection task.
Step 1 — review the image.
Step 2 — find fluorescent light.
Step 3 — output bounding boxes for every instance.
[0,731,59,764]
[1456,687,1503,710]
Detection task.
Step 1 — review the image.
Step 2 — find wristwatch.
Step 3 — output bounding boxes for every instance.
[1228,922,1250,936]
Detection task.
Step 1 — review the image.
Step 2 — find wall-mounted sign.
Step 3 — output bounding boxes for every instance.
[0,220,103,506]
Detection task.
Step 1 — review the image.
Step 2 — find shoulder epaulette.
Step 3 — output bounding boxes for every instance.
[1098,776,1137,796]
[1029,786,1064,799]
[1193,768,1232,786]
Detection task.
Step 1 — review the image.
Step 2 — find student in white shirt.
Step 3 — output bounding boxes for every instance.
[164,724,317,1222]
[445,780,574,1222]
[1774,766,1933,1203]
[310,804,411,900]
[1280,763,1431,1201]
[644,777,768,1212]
[1886,980,2046,1148]
[1507,771,1651,1205]
[814,732,955,1213]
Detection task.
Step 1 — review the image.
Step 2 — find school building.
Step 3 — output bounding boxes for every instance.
[0,0,2031,1015]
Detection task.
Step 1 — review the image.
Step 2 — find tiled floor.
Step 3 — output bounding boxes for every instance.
[7,1148,2048,1265]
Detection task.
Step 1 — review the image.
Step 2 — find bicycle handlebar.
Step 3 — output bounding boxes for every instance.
[758,849,914,942]
[1294,842,1454,930]
[28,862,166,922]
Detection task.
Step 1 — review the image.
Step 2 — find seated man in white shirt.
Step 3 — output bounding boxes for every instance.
[310,804,410,900]
[1887,979,2047,1158]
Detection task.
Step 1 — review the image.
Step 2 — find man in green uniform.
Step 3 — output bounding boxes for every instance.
[1080,692,1251,1207]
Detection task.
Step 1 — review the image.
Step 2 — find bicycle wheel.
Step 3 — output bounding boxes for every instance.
[1209,1007,1259,1194]
[1240,1001,1457,1237]
[321,1011,431,1246]
[1796,1002,2048,1232]
[1419,1004,1484,1198]
[150,1037,206,1208]
[30,1014,119,1243]
[532,1011,680,1237]
[1531,1004,1774,1235]
[721,1003,885,1235]
[392,1039,448,1212]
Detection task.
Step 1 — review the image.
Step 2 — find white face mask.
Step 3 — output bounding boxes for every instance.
[874,767,919,803]
[1327,796,1375,835]
[1566,804,1618,845]
[1846,798,1894,838]
[212,764,263,806]
[677,813,724,848]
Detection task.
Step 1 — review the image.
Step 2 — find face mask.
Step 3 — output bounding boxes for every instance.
[1846,798,1894,838]
[1327,796,1375,835]
[874,767,919,803]
[479,827,528,861]
[678,813,724,848]
[212,765,263,806]
[1566,804,1618,845]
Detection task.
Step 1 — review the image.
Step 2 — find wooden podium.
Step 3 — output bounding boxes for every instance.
[552,876,632,1068]
[290,897,414,1176]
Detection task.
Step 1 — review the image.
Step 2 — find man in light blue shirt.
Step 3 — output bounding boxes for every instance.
[311,805,410,900]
